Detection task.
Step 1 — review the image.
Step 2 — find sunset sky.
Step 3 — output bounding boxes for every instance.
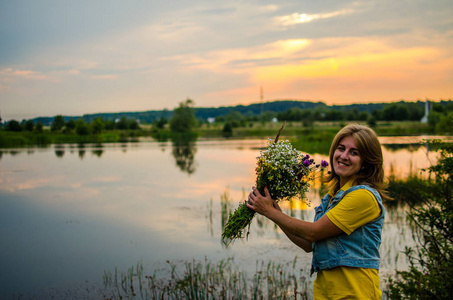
[1,0,452,121]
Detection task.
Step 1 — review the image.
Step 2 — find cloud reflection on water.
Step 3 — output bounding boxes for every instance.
[0,139,440,297]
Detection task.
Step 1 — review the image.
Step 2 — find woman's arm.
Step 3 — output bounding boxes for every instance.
[247,187,344,248]
[268,200,314,252]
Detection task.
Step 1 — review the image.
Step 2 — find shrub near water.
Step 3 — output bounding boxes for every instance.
[385,141,453,299]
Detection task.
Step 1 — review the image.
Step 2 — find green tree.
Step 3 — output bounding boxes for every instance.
[367,115,377,128]
[154,117,167,129]
[345,108,359,121]
[116,117,129,130]
[76,119,89,135]
[128,119,140,130]
[51,115,65,132]
[371,109,382,121]
[25,120,34,131]
[35,122,44,133]
[91,118,105,135]
[324,110,344,121]
[260,111,276,122]
[6,120,22,132]
[436,112,453,134]
[358,111,369,121]
[386,142,453,299]
[105,120,116,130]
[65,119,76,132]
[222,122,233,137]
[428,111,442,133]
[170,99,198,133]
[226,111,245,128]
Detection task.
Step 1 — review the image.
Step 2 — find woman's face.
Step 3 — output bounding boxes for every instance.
[333,135,363,187]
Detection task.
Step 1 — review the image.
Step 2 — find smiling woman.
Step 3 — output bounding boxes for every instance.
[247,124,391,299]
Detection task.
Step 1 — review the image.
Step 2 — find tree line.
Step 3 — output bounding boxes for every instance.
[2,99,453,135]
[2,115,140,135]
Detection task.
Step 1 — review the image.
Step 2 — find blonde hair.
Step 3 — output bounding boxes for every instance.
[326,124,391,202]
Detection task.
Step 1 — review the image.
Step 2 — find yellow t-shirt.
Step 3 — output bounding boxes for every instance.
[313,179,382,300]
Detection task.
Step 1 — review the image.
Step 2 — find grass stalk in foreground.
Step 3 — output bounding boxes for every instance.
[103,257,311,299]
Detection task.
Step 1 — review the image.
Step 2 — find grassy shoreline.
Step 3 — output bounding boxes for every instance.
[0,121,441,150]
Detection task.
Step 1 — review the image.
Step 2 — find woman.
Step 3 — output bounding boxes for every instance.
[246,124,390,299]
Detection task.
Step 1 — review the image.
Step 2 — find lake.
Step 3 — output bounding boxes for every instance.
[0,138,438,299]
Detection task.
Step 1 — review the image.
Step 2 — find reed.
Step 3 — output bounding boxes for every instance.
[103,257,311,299]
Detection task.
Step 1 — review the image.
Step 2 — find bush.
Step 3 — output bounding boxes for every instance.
[386,141,453,299]
[222,123,233,137]
[6,120,22,132]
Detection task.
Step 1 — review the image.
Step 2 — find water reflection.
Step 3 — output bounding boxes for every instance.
[383,143,422,152]
[55,150,65,158]
[78,144,86,159]
[171,137,197,174]
[0,138,443,297]
[216,187,416,286]
[91,144,104,158]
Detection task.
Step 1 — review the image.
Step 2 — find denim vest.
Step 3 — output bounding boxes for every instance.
[311,185,385,275]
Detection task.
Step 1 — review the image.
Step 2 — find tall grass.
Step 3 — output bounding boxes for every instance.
[103,257,311,299]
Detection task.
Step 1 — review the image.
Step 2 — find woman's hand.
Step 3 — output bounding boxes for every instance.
[246,186,278,217]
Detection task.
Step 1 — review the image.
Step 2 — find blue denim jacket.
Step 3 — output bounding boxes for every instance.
[311,185,385,275]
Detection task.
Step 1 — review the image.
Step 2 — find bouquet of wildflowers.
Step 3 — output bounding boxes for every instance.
[221,125,328,246]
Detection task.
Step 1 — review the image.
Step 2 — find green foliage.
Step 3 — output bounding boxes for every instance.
[428,111,442,133]
[436,112,453,135]
[103,257,310,299]
[222,123,233,137]
[0,131,51,147]
[386,141,453,299]
[367,115,377,128]
[116,116,129,130]
[91,118,105,135]
[65,119,76,132]
[51,115,65,132]
[382,103,410,121]
[153,116,167,129]
[291,128,338,156]
[0,131,28,146]
[170,99,198,133]
[6,120,22,132]
[35,122,44,133]
[75,119,89,135]
[128,119,140,130]
[25,120,34,131]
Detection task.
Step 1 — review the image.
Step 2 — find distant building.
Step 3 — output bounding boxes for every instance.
[420,100,432,124]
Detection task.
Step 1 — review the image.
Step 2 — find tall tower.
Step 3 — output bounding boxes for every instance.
[420,100,431,124]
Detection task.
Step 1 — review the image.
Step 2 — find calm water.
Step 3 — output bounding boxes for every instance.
[0,138,437,298]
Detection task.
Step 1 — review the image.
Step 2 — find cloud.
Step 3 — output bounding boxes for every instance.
[91,75,119,80]
[1,0,452,120]
[9,68,55,81]
[274,9,355,27]
[163,39,311,73]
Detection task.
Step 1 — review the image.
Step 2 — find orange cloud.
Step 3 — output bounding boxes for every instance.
[249,37,453,102]
[12,69,53,81]
[161,34,452,103]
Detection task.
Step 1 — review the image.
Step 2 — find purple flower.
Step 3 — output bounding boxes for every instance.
[321,160,328,168]
[303,160,311,167]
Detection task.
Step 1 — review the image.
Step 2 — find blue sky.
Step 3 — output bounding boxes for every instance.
[1,0,452,121]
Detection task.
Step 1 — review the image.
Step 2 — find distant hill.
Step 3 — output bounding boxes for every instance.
[30,99,445,125]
